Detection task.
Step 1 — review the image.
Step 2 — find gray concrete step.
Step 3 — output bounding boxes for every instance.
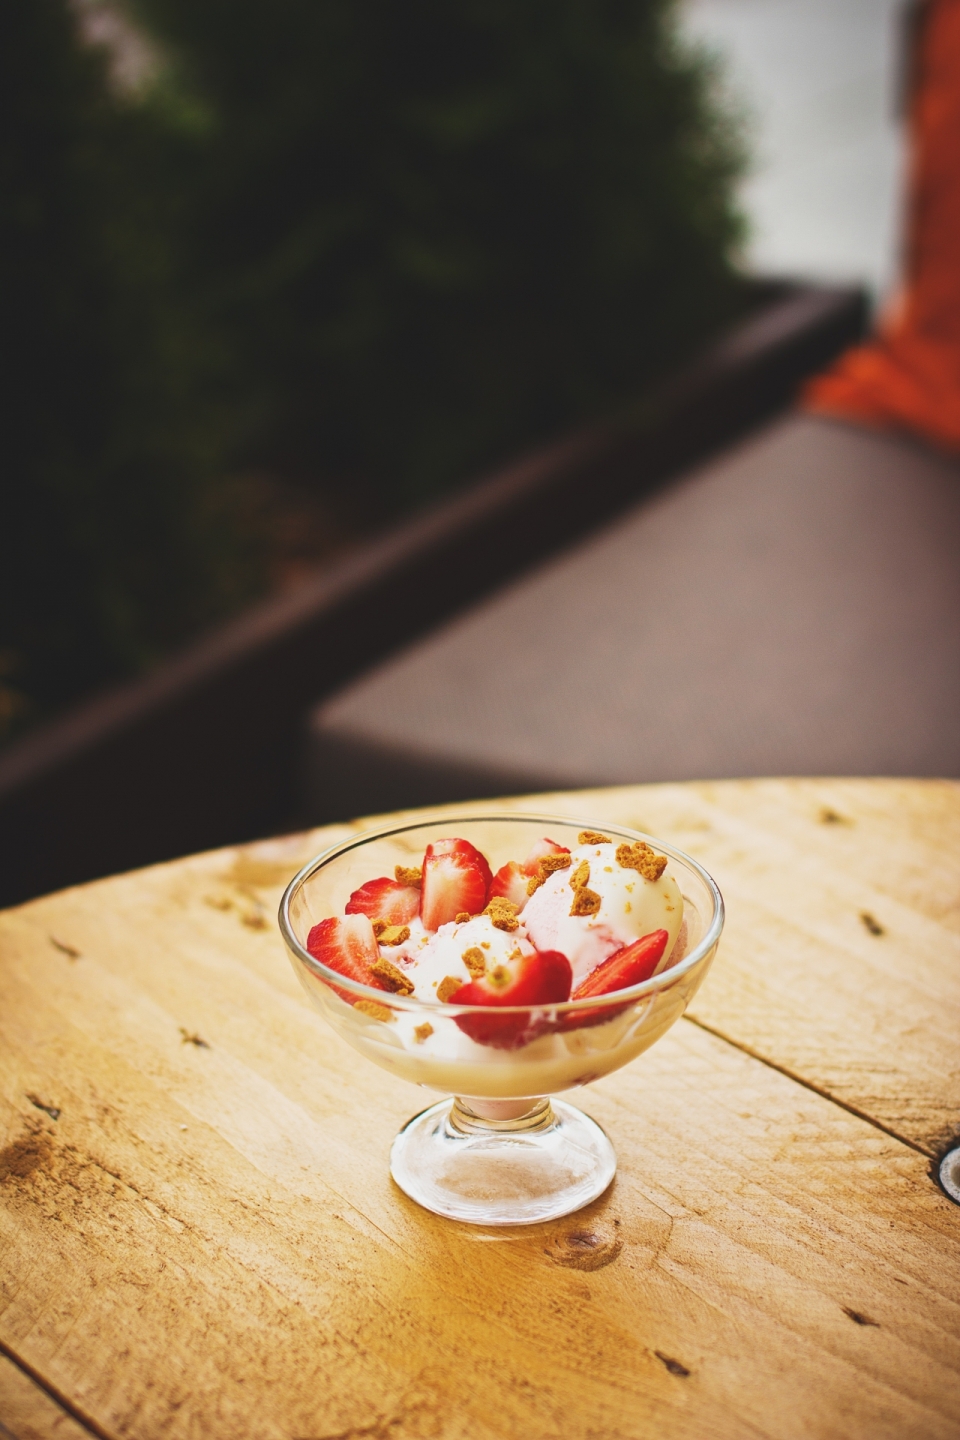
[305,413,960,821]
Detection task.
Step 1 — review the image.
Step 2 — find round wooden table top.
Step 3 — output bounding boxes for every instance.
[1,778,958,1440]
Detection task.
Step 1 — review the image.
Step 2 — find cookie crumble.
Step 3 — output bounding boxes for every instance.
[355,1000,393,1022]
[378,924,410,947]
[484,897,520,931]
[568,859,591,891]
[526,852,572,895]
[371,957,414,995]
[462,946,487,978]
[570,887,602,917]
[616,841,668,882]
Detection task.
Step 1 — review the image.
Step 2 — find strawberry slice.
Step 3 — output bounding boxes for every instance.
[346,876,420,925]
[573,929,669,998]
[488,861,529,910]
[562,929,670,1031]
[306,914,384,1000]
[449,949,572,1049]
[519,837,570,877]
[420,837,493,930]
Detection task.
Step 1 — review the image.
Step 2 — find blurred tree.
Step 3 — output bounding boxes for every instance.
[138,0,747,505]
[0,0,258,740]
[0,0,745,742]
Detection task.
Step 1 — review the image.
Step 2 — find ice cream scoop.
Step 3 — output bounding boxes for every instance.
[387,913,538,1003]
[521,839,683,988]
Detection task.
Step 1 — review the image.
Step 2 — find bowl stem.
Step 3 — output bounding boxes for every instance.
[451,1096,552,1131]
[390,1095,616,1224]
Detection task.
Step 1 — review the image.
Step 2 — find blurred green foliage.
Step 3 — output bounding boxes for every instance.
[0,0,258,739]
[1,0,745,741]
[140,0,747,501]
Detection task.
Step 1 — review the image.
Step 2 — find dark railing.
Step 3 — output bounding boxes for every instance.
[0,281,866,905]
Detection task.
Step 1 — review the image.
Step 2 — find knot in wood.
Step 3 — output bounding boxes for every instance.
[544,1221,622,1271]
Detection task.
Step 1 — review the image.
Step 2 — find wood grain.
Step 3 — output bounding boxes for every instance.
[0,1354,93,1440]
[1,779,958,1439]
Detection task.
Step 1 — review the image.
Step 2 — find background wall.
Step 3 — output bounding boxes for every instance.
[681,0,909,303]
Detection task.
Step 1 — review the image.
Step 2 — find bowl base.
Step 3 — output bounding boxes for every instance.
[389,1096,616,1225]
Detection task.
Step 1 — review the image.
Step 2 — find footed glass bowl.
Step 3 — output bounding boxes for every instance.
[279,813,723,1225]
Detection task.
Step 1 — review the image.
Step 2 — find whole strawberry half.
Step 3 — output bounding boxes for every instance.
[562,929,669,1031]
[306,914,384,1000]
[346,876,420,925]
[449,948,572,1049]
[420,837,493,930]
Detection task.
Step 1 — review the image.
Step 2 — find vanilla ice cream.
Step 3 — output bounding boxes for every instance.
[521,839,683,988]
[386,914,537,1002]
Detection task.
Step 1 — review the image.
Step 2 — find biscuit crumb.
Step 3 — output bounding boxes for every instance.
[484,897,520,931]
[395,865,423,887]
[526,851,572,895]
[616,841,668,882]
[455,912,472,924]
[378,924,410,947]
[570,887,602,917]
[437,975,463,1003]
[462,947,487,978]
[568,860,591,891]
[414,1022,434,1044]
[371,957,414,995]
[355,1000,393,1022]
[371,919,387,938]
[578,830,611,846]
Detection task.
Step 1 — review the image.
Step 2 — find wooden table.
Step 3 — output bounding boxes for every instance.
[2,778,958,1440]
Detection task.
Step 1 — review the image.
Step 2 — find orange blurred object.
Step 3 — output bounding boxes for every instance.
[804,0,960,449]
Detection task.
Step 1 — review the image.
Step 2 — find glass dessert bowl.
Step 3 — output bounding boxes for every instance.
[279,813,723,1225]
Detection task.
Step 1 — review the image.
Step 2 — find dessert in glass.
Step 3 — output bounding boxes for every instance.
[279,814,723,1225]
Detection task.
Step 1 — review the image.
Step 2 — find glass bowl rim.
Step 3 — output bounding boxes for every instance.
[278,811,724,1014]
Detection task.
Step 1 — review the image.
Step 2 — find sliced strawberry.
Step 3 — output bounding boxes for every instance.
[562,929,669,1031]
[519,836,570,877]
[573,929,669,998]
[306,914,385,1000]
[420,837,493,930]
[346,876,420,925]
[489,860,529,910]
[449,948,572,1049]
